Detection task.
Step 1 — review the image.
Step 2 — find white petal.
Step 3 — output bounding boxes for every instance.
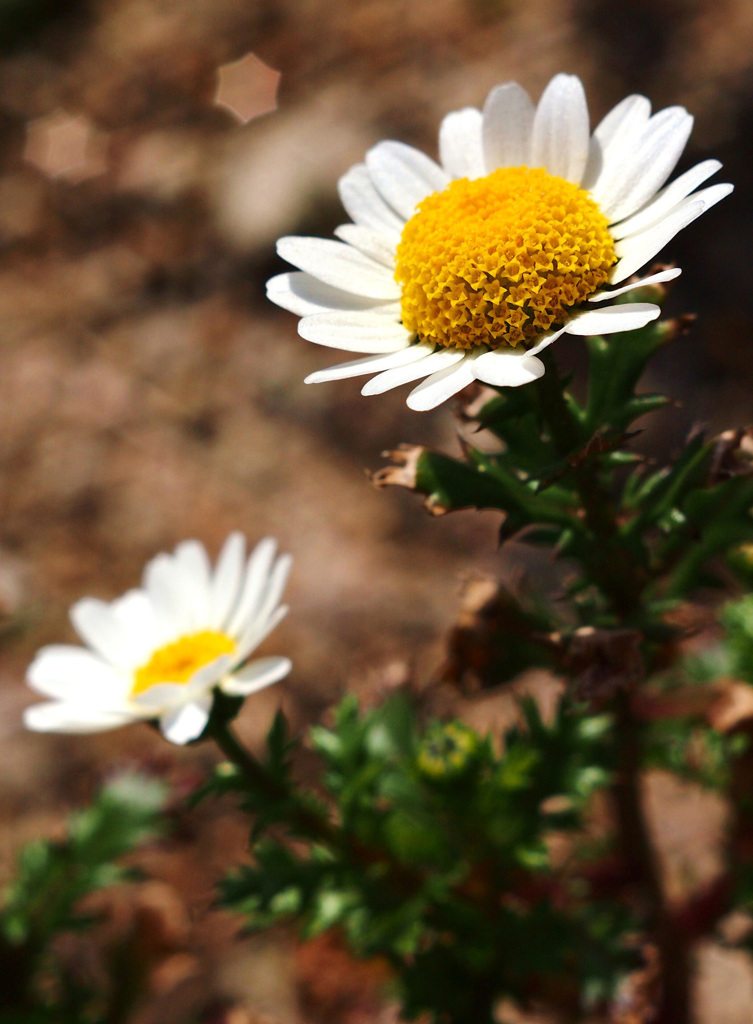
[27,645,128,702]
[143,552,194,637]
[482,82,535,172]
[610,159,722,239]
[298,311,413,353]
[23,701,136,734]
[365,140,449,220]
[333,224,396,267]
[581,133,605,193]
[131,682,188,709]
[530,74,590,183]
[70,598,139,670]
[439,107,485,179]
[110,589,163,653]
[132,655,235,712]
[406,355,478,411]
[611,200,705,283]
[564,303,660,336]
[526,326,569,357]
[594,94,652,151]
[251,555,291,636]
[584,94,651,192]
[305,342,435,384]
[209,532,246,631]
[337,163,405,238]
[189,654,238,695]
[588,267,681,302]
[221,656,292,697]
[361,348,464,395]
[173,540,211,630]
[597,107,694,222]
[236,604,289,663]
[473,350,546,387]
[617,182,732,244]
[277,237,400,300]
[266,272,399,319]
[226,538,277,638]
[159,696,211,745]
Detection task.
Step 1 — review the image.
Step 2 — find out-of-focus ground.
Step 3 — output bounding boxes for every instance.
[0,0,752,1020]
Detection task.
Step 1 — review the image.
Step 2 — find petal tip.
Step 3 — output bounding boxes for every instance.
[404,393,432,412]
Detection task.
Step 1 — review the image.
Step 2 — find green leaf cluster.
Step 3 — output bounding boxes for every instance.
[644,715,746,790]
[0,773,167,1023]
[382,302,753,627]
[222,695,634,1022]
[721,594,753,686]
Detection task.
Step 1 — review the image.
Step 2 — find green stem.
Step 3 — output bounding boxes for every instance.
[614,689,690,1024]
[534,352,645,618]
[208,717,341,847]
[534,350,691,1024]
[207,716,423,897]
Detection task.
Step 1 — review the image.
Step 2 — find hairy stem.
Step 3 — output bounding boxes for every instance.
[533,354,645,617]
[207,717,341,846]
[207,716,423,896]
[534,351,691,1024]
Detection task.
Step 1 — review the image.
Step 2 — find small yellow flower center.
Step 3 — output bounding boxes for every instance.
[395,166,616,351]
[131,630,236,697]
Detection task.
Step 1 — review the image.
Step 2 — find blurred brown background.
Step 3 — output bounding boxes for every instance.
[0,0,752,1020]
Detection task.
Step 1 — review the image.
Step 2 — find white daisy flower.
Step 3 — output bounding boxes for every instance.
[23,534,292,745]
[267,74,732,411]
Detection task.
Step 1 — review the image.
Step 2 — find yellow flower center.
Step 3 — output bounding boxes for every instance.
[131,630,236,697]
[395,166,616,351]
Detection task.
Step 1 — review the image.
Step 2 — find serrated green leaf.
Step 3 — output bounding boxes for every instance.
[583,317,672,436]
[415,448,580,535]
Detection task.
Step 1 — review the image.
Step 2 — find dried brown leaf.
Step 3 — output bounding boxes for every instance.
[707,679,753,733]
[439,576,548,694]
[370,444,424,492]
[709,426,753,483]
[611,945,660,1024]
[561,626,644,702]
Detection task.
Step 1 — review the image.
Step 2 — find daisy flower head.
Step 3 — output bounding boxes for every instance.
[268,73,732,411]
[24,534,292,745]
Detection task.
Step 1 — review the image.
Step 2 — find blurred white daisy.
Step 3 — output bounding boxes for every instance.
[268,73,732,411]
[24,534,292,745]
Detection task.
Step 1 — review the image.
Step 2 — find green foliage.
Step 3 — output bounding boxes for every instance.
[221,695,634,1022]
[378,293,753,620]
[721,594,753,686]
[411,445,580,539]
[199,709,332,844]
[581,304,676,437]
[644,716,746,789]
[214,285,753,1022]
[0,773,167,1023]
[13,280,750,1023]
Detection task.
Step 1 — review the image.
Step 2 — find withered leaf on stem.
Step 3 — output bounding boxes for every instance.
[370,444,424,492]
[370,444,454,515]
[706,678,753,733]
[709,426,753,484]
[611,944,660,1024]
[633,685,722,723]
[557,626,645,703]
[439,577,554,693]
